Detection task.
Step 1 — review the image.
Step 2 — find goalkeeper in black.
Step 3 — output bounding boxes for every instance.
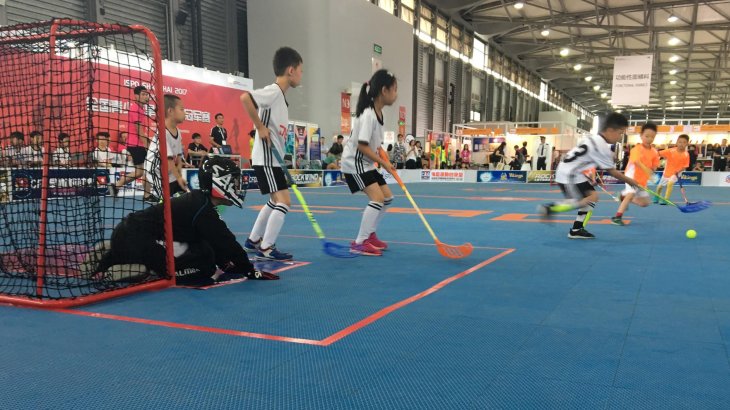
[95,156,278,285]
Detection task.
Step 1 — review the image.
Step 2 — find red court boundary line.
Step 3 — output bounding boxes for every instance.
[46,248,515,346]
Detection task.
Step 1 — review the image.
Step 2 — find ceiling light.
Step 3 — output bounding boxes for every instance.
[616,109,622,113]
[671,101,678,105]
[573,64,582,71]
[668,37,681,46]
[601,92,608,98]
[514,2,524,9]
[584,76,592,82]
[669,55,680,62]
[669,69,678,75]
[670,80,677,85]
[608,99,613,104]
[667,15,678,23]
[560,48,570,57]
[671,95,677,99]
[541,29,550,37]
[593,85,600,91]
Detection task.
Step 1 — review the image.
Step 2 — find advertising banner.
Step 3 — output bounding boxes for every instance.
[611,54,653,106]
[322,170,347,187]
[477,170,526,183]
[420,170,431,181]
[526,170,553,183]
[679,171,702,186]
[308,125,321,161]
[289,170,322,187]
[428,169,465,182]
[295,124,308,160]
[10,168,110,200]
[286,123,296,156]
[0,170,10,203]
[341,92,351,135]
[241,169,259,190]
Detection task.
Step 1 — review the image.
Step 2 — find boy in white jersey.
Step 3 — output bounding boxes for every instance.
[143,94,188,200]
[240,47,303,261]
[341,69,397,256]
[538,112,639,239]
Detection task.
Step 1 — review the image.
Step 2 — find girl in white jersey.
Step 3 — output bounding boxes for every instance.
[341,69,397,256]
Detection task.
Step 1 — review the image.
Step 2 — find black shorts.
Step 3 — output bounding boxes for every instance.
[344,169,386,193]
[127,146,147,166]
[558,181,595,201]
[253,166,288,195]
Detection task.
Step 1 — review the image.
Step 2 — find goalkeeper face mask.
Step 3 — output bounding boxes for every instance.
[210,166,244,208]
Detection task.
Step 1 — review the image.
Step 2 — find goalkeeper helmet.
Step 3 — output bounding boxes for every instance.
[199,157,245,208]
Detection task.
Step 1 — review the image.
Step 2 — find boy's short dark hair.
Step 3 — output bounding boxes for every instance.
[273,47,303,77]
[214,113,223,119]
[677,134,690,142]
[134,85,148,95]
[164,94,181,113]
[337,135,343,140]
[600,112,629,132]
[641,122,658,133]
[58,132,70,141]
[9,131,23,140]
[192,133,202,139]
[96,131,110,139]
[29,130,42,138]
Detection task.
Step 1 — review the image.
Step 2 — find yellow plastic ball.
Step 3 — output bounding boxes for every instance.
[686,229,697,239]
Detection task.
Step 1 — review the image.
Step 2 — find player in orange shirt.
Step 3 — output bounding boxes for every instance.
[654,134,690,205]
[612,122,660,226]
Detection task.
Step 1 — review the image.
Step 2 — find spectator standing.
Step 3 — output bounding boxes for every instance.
[405,139,418,169]
[460,144,471,169]
[92,132,115,167]
[713,138,728,171]
[20,131,44,167]
[392,133,407,169]
[2,131,25,167]
[210,113,228,153]
[535,136,549,170]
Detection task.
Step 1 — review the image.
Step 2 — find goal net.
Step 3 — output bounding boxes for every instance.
[0,19,175,307]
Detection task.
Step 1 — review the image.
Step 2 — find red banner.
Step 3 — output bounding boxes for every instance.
[340,92,351,135]
[399,105,406,136]
[0,52,254,159]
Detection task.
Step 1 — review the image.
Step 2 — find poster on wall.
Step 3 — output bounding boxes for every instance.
[295,123,308,161]
[308,125,321,161]
[429,170,465,182]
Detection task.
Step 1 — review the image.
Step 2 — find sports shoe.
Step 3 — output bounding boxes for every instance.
[611,216,625,226]
[568,228,595,239]
[143,194,160,204]
[256,245,293,261]
[365,232,388,250]
[537,203,554,217]
[350,241,382,256]
[243,238,261,253]
[108,183,118,197]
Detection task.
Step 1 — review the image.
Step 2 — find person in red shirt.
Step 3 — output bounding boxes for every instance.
[612,123,660,226]
[109,85,155,202]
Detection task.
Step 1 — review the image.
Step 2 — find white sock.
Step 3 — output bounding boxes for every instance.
[261,203,289,249]
[356,201,383,244]
[249,201,275,242]
[374,196,393,230]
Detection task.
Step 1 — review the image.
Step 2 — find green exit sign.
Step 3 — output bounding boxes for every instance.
[373,44,382,54]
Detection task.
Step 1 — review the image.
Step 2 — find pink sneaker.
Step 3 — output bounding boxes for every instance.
[366,232,388,250]
[350,241,382,256]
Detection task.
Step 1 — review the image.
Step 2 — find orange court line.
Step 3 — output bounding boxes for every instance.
[249,204,491,218]
[318,248,515,346]
[46,246,516,346]
[491,213,631,225]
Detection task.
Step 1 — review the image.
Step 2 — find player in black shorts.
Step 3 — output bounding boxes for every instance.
[94,157,277,286]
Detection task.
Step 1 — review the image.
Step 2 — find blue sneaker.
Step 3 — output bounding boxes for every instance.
[243,238,261,253]
[256,245,293,261]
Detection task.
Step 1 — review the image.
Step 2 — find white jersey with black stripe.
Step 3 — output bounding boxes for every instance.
[250,83,288,168]
[341,107,384,174]
[555,133,616,184]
